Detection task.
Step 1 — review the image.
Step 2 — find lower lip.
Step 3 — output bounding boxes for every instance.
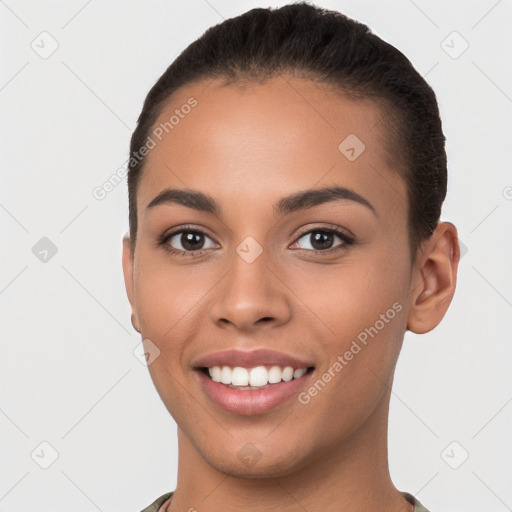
[195,368,314,415]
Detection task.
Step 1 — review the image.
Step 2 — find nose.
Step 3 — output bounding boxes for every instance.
[209,248,292,333]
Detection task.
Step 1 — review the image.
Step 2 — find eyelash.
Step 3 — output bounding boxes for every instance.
[157,223,355,257]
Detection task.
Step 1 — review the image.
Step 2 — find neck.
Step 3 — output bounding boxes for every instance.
[166,387,412,512]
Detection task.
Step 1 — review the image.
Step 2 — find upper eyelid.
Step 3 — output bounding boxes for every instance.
[295,223,353,239]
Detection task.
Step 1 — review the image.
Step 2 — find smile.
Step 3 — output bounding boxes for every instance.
[196,365,315,415]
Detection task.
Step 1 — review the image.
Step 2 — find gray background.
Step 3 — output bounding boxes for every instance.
[1,0,511,511]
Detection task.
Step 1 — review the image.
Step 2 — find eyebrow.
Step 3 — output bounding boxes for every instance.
[146,185,377,217]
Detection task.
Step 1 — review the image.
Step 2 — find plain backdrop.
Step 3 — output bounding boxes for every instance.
[0,1,511,511]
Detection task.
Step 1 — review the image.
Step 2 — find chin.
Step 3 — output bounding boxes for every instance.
[200,443,310,479]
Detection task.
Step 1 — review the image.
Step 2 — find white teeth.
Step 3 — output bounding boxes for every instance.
[249,366,268,387]
[220,366,232,385]
[293,368,306,379]
[268,365,282,383]
[231,367,249,386]
[282,367,294,382]
[206,365,309,387]
[210,366,221,382]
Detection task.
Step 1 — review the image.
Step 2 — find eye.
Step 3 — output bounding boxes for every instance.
[158,224,354,257]
[159,226,218,255]
[291,226,354,253]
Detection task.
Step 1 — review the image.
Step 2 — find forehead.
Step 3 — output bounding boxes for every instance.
[137,75,407,222]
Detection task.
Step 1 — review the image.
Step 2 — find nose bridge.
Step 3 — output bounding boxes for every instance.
[209,240,291,330]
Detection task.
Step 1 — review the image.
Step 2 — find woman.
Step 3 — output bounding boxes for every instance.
[122,3,460,511]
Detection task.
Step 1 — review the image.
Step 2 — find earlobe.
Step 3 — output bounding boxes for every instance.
[122,236,141,333]
[407,222,460,334]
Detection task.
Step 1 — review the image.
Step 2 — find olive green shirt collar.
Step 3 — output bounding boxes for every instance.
[139,491,431,511]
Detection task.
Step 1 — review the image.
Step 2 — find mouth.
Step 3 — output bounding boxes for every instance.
[194,364,316,415]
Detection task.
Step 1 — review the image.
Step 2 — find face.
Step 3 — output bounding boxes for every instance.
[123,75,417,477]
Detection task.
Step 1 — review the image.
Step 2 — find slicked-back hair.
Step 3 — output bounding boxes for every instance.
[127,2,447,264]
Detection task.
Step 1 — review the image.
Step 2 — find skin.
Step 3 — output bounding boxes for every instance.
[122,75,460,512]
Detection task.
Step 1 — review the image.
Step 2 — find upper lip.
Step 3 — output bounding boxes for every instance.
[192,348,315,369]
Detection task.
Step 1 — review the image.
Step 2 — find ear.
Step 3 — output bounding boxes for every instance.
[122,235,140,333]
[407,221,460,334]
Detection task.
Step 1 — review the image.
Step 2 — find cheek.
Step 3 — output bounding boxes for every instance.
[285,248,408,343]
[134,255,209,339]
[132,257,205,418]
[286,250,409,401]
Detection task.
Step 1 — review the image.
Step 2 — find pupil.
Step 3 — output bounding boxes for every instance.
[311,231,333,250]
[182,232,203,251]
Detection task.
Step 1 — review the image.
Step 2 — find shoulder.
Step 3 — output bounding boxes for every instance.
[138,491,174,512]
[403,492,432,512]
